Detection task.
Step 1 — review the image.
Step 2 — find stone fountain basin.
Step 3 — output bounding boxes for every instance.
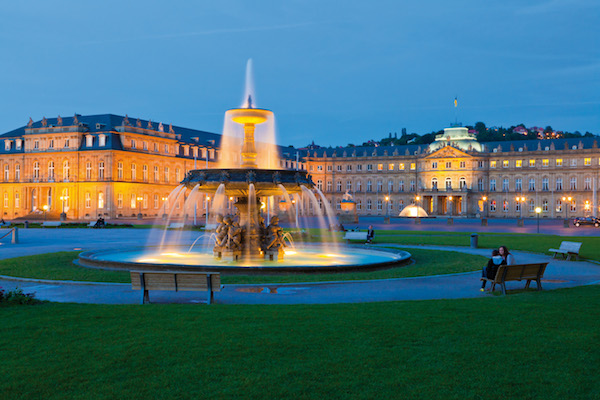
[182,168,314,196]
[76,246,411,275]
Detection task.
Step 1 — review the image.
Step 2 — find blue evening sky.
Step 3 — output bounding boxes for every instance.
[1,0,598,147]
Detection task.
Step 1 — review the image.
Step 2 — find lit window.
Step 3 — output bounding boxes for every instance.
[377,164,383,171]
[388,163,394,171]
[410,163,416,170]
[98,192,104,209]
[490,161,496,168]
[529,159,535,167]
[502,160,509,168]
[131,164,136,180]
[398,163,405,170]
[542,159,549,167]
[556,159,563,167]
[585,158,591,166]
[117,193,123,209]
[516,160,522,168]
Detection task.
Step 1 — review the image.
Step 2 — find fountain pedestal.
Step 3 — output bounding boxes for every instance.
[265,248,284,261]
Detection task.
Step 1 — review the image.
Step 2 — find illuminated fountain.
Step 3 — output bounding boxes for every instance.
[78,66,410,274]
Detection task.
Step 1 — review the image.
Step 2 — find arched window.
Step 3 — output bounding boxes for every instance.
[131,164,137,180]
[99,162,105,179]
[431,177,438,190]
[98,192,104,209]
[48,161,55,180]
[459,177,467,189]
[445,177,452,189]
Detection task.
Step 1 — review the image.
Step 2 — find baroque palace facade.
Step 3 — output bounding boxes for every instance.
[305,127,600,219]
[0,114,302,221]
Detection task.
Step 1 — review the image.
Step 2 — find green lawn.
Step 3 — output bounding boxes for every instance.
[0,249,486,285]
[1,285,598,400]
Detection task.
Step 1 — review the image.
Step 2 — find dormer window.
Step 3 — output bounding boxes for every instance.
[86,135,94,147]
[4,140,10,151]
[98,134,106,147]
[15,139,22,150]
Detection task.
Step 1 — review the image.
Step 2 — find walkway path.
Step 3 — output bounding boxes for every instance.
[1,229,599,304]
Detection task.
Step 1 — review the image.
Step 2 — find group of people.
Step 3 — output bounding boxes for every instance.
[93,217,106,228]
[481,245,515,291]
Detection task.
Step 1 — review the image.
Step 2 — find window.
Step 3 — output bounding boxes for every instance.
[529,159,535,167]
[570,199,576,212]
[336,165,342,172]
[542,178,549,191]
[388,163,394,171]
[143,194,148,209]
[490,200,496,212]
[15,164,20,181]
[377,180,383,192]
[542,200,548,212]
[143,141,148,151]
[48,139,54,149]
[367,164,373,171]
[556,178,563,191]
[490,179,496,191]
[3,165,8,181]
[515,178,522,191]
[86,162,92,180]
[130,194,136,208]
[503,200,509,212]
[432,162,438,169]
[346,165,352,172]
[346,180,352,191]
[445,178,452,190]
[117,162,123,179]
[131,164,137,180]
[478,161,484,168]
[143,165,148,182]
[410,163,416,171]
[585,177,591,190]
[99,135,106,147]
[33,162,40,179]
[327,165,332,172]
[86,135,93,147]
[309,165,314,171]
[398,200,404,211]
[362,198,371,211]
[570,177,577,190]
[154,166,159,182]
[529,178,535,191]
[356,181,362,192]
[117,193,123,209]
[65,139,70,148]
[410,180,416,192]
[336,181,342,192]
[317,180,322,191]
[460,161,466,169]
[63,161,70,180]
[357,165,362,171]
[399,163,405,170]
[164,144,169,153]
[585,158,591,166]
[556,159,563,167]
[99,162,105,179]
[154,194,159,209]
[367,180,372,192]
[3,193,7,208]
[490,161,496,168]
[502,160,509,168]
[516,160,522,168]
[45,161,54,181]
[131,139,136,149]
[445,161,451,169]
[432,178,438,190]
[326,181,332,192]
[515,200,521,212]
[34,140,39,149]
[98,192,104,209]
[4,141,10,151]
[15,192,20,208]
[317,165,323,171]
[377,200,382,211]
[460,177,467,189]
[477,178,484,191]
[556,200,562,212]
[542,159,549,167]
[570,159,577,167]
[356,200,362,211]
[398,180,404,192]
[377,164,383,171]
[175,168,181,182]
[502,178,509,192]
[529,199,535,212]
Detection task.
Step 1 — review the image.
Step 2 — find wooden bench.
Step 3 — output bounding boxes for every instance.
[167,222,185,229]
[480,262,548,295]
[343,231,368,243]
[41,221,62,227]
[549,241,582,261]
[130,271,221,304]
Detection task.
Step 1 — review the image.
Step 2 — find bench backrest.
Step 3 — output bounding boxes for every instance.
[559,241,582,253]
[344,232,368,240]
[42,221,61,227]
[168,222,185,229]
[130,271,221,292]
[494,263,548,282]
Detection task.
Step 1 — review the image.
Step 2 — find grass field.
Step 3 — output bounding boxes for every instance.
[1,285,598,400]
[0,249,486,284]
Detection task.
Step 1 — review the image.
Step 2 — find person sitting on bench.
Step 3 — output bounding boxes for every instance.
[94,217,105,228]
[366,225,375,244]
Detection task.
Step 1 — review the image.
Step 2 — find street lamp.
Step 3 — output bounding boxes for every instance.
[161,196,168,220]
[137,196,143,220]
[535,206,542,233]
[448,196,453,216]
[515,196,525,219]
[42,204,48,221]
[291,198,299,229]
[482,196,487,218]
[59,195,69,221]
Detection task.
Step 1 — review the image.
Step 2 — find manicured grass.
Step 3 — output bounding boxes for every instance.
[0,249,486,285]
[1,285,598,399]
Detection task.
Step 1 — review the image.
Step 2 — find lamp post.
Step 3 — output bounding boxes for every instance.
[137,196,143,220]
[515,196,525,219]
[562,196,572,220]
[482,196,487,218]
[161,196,168,220]
[59,195,68,221]
[448,196,453,216]
[384,195,390,224]
[42,204,48,221]
[535,206,542,233]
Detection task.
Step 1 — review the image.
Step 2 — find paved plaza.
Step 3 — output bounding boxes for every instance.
[1,220,599,305]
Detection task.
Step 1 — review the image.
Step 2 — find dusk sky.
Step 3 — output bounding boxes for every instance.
[1,1,599,147]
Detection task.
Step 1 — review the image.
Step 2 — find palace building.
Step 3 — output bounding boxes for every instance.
[305,127,600,219]
[0,114,302,221]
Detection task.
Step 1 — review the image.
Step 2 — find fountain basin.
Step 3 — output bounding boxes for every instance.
[77,246,411,275]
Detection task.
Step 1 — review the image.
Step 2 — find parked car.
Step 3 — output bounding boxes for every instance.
[573,217,599,227]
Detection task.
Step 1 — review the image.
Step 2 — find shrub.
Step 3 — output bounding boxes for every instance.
[0,287,41,305]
